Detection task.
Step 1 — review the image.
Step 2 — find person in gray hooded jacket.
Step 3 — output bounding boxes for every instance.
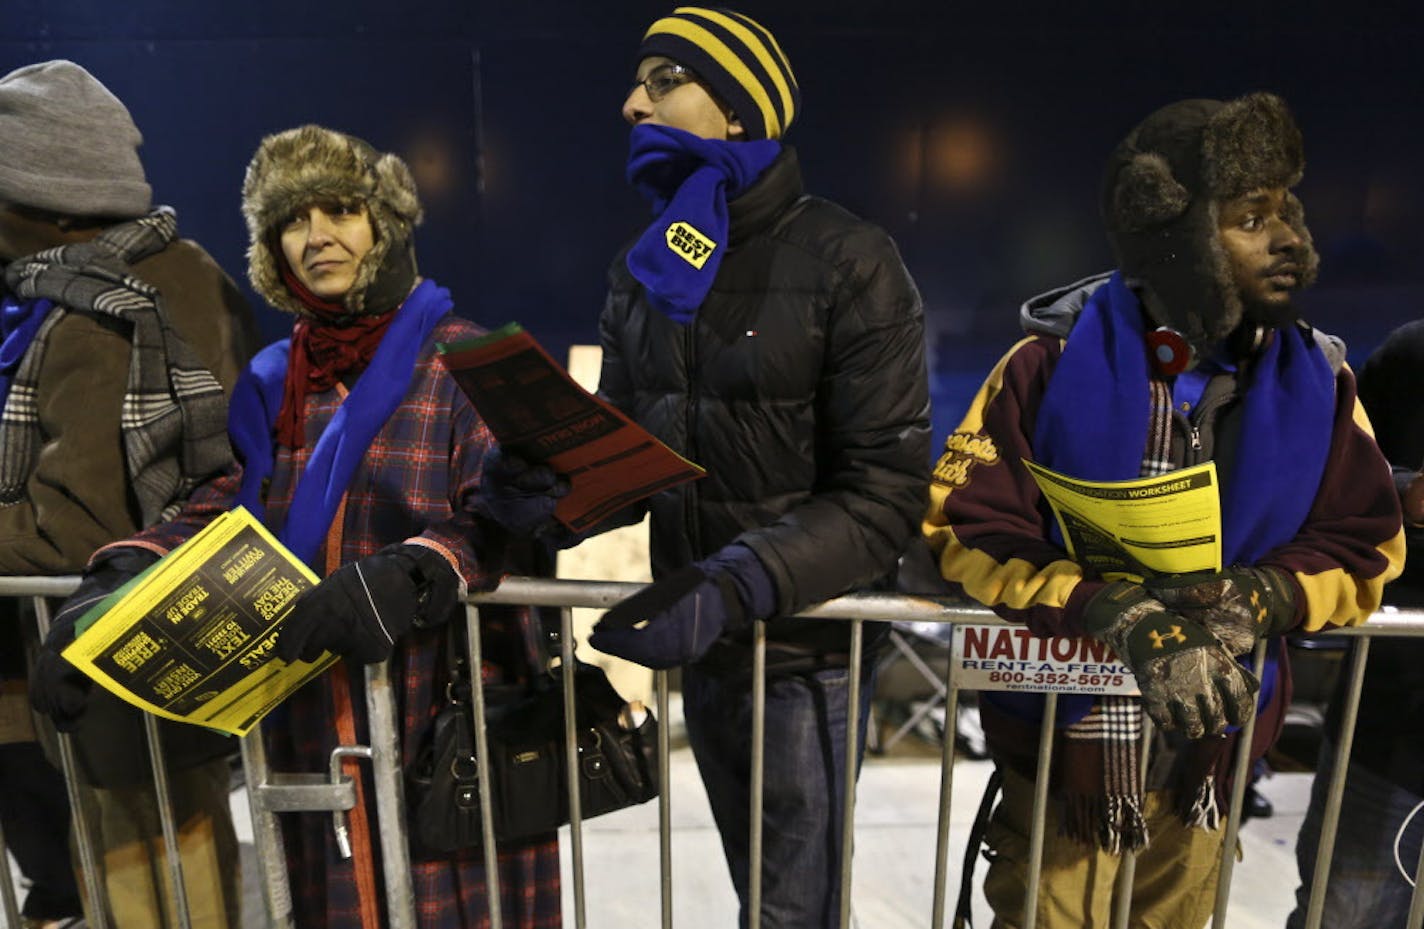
[924,92,1402,928]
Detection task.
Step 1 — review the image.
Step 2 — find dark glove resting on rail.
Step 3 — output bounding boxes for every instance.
[1146,566,1298,656]
[590,543,777,669]
[277,543,462,665]
[1082,579,1259,739]
[29,546,159,732]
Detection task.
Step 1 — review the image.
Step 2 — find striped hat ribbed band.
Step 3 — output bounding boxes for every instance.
[638,7,799,140]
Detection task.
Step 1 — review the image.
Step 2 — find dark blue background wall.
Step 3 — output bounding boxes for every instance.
[5,2,1421,449]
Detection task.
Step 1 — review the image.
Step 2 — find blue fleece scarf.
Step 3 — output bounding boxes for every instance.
[228,280,452,568]
[625,124,781,323]
[1012,272,1336,724]
[0,296,54,410]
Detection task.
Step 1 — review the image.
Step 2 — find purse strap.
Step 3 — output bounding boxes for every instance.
[442,602,566,698]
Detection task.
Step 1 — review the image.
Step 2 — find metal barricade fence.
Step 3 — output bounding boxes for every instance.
[2,574,1423,929]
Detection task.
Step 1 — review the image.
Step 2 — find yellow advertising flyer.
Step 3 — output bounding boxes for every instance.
[62,507,336,736]
[1022,459,1224,582]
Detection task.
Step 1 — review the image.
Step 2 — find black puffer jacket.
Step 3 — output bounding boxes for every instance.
[599,148,931,653]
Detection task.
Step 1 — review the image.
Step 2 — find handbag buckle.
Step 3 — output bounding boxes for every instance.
[578,727,608,779]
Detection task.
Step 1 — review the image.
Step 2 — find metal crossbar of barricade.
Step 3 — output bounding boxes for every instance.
[3,575,1424,929]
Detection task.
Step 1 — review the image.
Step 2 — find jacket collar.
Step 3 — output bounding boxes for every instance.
[728,146,804,247]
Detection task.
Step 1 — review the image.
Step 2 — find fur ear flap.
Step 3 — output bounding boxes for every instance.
[1282,191,1320,287]
[1112,152,1190,231]
[373,153,423,228]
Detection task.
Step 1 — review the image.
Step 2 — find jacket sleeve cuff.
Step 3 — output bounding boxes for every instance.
[404,536,470,599]
[89,539,167,568]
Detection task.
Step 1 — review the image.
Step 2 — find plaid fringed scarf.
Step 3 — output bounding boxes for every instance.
[0,208,230,525]
[1057,377,1173,853]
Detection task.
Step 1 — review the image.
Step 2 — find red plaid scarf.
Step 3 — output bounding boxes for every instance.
[276,266,394,449]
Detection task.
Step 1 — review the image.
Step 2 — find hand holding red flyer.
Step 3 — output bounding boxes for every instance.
[437,324,705,533]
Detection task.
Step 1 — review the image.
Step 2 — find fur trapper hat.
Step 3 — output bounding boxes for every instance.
[1102,92,1318,358]
[242,124,422,317]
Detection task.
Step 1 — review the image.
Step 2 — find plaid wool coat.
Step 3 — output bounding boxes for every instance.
[118,313,562,929]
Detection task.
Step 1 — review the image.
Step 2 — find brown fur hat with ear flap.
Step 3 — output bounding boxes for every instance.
[1101,92,1318,359]
[242,124,423,317]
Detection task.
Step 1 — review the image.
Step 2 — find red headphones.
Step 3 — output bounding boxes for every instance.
[1146,327,1192,376]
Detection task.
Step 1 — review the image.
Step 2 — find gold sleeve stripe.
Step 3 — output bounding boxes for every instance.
[644,18,781,138]
[925,523,1084,611]
[1352,396,1377,438]
[951,335,1040,438]
[1294,527,1405,631]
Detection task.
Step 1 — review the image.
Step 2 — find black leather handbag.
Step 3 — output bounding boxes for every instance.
[407,612,659,850]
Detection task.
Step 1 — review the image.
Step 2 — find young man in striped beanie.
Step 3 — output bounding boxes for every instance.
[479,7,931,927]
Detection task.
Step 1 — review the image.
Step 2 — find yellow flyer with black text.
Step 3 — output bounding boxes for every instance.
[1022,459,1224,582]
[62,508,336,736]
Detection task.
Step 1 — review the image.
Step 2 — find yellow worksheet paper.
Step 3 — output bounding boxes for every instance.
[62,507,336,736]
[1022,459,1223,582]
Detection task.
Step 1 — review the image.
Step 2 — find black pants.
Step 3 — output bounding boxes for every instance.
[0,740,83,919]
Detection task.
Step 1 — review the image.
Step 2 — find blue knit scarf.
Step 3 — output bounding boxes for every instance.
[228,280,453,568]
[625,124,781,323]
[0,296,54,411]
[1029,271,1336,721]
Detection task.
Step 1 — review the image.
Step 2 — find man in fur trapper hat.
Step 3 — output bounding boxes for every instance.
[35,122,561,928]
[1105,93,1321,367]
[924,92,1404,927]
[3,59,257,929]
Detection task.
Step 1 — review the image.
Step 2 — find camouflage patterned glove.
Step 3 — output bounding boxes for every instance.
[1082,580,1260,738]
[1146,566,1297,656]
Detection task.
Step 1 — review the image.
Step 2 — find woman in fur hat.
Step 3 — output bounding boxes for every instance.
[35,125,562,928]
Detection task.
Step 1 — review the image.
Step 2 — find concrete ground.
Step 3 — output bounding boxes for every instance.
[230,704,1315,928]
[7,707,1315,929]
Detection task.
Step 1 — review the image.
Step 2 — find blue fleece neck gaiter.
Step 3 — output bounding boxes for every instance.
[625,124,781,323]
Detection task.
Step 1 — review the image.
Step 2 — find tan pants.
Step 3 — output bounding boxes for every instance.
[73,756,240,929]
[983,768,1225,929]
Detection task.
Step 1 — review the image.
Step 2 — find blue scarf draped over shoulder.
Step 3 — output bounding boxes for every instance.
[625,124,781,323]
[0,296,54,410]
[227,280,452,568]
[1009,272,1336,724]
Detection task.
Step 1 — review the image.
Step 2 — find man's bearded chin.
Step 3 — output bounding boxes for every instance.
[1242,293,1301,328]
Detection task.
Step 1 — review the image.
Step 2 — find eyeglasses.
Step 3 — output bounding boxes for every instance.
[634,62,696,102]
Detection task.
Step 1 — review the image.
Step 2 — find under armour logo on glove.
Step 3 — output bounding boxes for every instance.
[1146,566,1298,656]
[1082,579,1259,739]
[1148,625,1187,649]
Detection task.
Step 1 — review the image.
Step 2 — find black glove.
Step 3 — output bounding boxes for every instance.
[277,544,462,665]
[589,544,777,669]
[1082,580,1260,739]
[30,547,159,732]
[478,446,570,539]
[1146,566,1298,655]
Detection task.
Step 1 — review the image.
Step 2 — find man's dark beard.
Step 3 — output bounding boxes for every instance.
[1241,294,1300,328]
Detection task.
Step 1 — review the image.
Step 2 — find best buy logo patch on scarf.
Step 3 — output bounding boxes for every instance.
[664,221,717,269]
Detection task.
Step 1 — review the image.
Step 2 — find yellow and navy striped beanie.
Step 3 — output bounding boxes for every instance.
[638,7,800,141]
